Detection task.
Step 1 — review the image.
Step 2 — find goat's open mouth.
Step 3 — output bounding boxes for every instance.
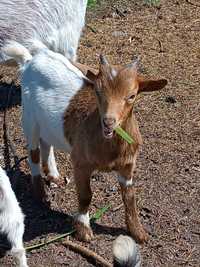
[103,126,114,139]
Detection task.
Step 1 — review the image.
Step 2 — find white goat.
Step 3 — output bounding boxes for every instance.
[0,166,28,267]
[0,0,88,61]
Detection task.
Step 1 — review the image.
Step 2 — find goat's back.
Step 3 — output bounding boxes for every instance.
[21,48,86,151]
[0,0,88,60]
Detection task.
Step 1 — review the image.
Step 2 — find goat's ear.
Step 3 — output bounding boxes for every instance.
[138,76,167,93]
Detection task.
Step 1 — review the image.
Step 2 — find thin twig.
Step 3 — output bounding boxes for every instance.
[112,203,123,212]
[154,38,164,53]
[87,24,97,33]
[62,239,112,267]
[186,0,200,7]
[26,230,75,251]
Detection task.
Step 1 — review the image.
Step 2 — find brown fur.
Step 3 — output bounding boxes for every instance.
[74,220,94,242]
[64,58,167,242]
[30,148,40,164]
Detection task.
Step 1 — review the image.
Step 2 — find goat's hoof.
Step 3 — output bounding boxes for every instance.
[74,221,94,242]
[46,175,67,187]
[128,225,149,244]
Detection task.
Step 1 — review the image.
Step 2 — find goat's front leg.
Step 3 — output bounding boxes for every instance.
[118,164,148,244]
[73,165,94,242]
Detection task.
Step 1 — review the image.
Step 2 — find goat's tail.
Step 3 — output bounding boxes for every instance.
[2,41,32,64]
[113,235,141,267]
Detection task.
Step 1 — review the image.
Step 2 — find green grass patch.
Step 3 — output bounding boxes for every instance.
[87,0,97,8]
[144,0,160,6]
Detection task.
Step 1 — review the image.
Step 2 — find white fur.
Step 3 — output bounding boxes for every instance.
[117,175,133,187]
[3,41,87,181]
[1,41,32,64]
[40,140,60,180]
[0,0,88,61]
[0,167,28,267]
[75,212,90,227]
[113,235,141,267]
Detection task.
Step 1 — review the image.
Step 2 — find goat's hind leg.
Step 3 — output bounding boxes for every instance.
[11,247,28,267]
[73,165,94,242]
[23,121,46,202]
[9,223,28,267]
[117,165,148,244]
[40,139,65,187]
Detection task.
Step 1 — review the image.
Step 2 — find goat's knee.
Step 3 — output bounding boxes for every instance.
[29,147,41,178]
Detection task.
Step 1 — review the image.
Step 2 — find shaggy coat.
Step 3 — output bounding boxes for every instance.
[2,41,167,243]
[0,167,27,267]
[0,0,87,61]
[113,235,141,267]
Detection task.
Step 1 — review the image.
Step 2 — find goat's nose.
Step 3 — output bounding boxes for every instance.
[103,117,116,127]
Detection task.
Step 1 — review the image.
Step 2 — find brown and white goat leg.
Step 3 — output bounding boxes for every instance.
[40,139,64,187]
[73,165,94,242]
[118,164,148,244]
[29,147,46,203]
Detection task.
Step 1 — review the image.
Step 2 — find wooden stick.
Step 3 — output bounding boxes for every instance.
[62,239,112,267]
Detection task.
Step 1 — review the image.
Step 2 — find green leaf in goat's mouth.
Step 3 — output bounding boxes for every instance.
[115,126,134,144]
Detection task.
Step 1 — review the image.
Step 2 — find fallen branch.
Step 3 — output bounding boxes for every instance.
[62,239,112,267]
[186,0,200,7]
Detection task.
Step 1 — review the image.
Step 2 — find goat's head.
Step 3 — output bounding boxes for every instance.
[87,55,167,139]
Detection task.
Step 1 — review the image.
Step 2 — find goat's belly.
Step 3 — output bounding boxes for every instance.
[40,129,71,152]
[36,112,72,153]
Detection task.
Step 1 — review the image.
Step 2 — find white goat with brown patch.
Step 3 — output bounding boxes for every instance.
[2,41,167,243]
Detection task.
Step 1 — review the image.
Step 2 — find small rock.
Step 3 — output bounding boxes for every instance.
[112,31,127,37]
[165,96,177,104]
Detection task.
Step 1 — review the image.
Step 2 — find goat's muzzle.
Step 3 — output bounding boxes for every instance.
[102,117,116,139]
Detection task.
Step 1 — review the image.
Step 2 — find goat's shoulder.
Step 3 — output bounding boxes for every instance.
[64,84,97,140]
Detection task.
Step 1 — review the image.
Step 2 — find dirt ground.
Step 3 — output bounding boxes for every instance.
[0,0,200,266]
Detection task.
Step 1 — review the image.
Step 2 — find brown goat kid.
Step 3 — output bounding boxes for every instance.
[3,41,167,244]
[65,56,167,243]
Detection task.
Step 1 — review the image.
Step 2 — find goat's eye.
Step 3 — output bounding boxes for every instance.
[95,89,102,101]
[126,94,136,103]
